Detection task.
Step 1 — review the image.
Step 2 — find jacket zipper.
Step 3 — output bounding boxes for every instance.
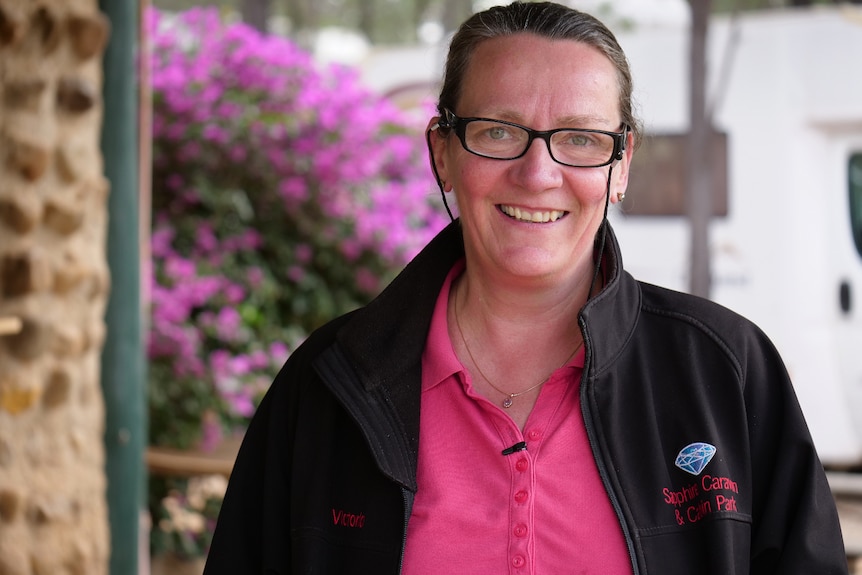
[398,488,413,573]
[579,330,641,575]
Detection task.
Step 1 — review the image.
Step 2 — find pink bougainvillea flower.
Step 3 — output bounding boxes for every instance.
[146,6,448,454]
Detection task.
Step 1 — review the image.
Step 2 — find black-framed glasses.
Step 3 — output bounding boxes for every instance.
[438,109,627,168]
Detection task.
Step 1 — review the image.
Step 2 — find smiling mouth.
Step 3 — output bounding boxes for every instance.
[499,204,568,223]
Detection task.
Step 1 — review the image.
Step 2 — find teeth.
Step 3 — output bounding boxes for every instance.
[500,205,565,223]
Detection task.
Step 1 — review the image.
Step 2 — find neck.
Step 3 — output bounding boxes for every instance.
[450,271,586,373]
[455,261,594,339]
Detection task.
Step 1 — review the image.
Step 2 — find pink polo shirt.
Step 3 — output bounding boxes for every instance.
[401,261,633,575]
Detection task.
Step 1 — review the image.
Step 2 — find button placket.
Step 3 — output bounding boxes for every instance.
[500,374,566,574]
[509,449,534,573]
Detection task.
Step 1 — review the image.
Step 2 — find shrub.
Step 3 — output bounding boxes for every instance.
[147,6,448,452]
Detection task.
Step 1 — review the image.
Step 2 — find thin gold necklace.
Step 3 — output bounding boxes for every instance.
[453,290,584,409]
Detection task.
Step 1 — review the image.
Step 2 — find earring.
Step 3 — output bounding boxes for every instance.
[616,192,626,203]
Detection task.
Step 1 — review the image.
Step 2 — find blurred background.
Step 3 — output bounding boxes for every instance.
[0,0,861,574]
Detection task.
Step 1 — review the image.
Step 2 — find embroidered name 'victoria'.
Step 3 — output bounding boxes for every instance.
[332,508,366,528]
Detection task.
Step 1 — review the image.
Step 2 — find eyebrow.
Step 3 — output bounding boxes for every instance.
[558,114,613,127]
[484,110,614,129]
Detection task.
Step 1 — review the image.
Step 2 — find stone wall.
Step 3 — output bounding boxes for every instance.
[0,1,111,574]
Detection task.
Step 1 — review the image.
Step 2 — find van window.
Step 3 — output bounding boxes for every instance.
[851,153,862,259]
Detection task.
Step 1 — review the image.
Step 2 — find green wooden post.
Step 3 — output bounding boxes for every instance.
[99,1,145,573]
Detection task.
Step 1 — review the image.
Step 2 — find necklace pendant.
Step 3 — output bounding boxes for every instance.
[502,396,514,408]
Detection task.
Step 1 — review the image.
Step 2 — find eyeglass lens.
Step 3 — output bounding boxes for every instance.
[463,120,616,167]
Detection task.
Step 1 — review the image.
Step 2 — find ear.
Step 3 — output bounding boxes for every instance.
[610,130,634,204]
[427,117,452,192]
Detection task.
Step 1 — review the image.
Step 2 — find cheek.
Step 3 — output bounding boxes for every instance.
[569,170,612,204]
[449,156,493,195]
[448,152,613,207]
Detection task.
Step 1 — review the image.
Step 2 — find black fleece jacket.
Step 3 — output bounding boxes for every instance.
[204,221,847,575]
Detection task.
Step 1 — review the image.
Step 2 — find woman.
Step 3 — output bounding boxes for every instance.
[204,3,847,574]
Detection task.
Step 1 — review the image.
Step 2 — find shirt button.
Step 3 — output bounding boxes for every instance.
[512,555,526,568]
[513,523,528,538]
[514,490,528,503]
[515,458,529,472]
[527,429,542,441]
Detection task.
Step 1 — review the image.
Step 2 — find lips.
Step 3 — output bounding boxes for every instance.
[499,204,568,223]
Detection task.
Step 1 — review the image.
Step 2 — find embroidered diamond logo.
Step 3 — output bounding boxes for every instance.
[674,442,717,475]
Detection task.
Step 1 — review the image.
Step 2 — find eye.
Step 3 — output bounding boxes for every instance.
[464,120,528,156]
[562,132,592,147]
[484,125,515,140]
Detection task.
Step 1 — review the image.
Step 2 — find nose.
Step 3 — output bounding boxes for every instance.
[512,137,564,189]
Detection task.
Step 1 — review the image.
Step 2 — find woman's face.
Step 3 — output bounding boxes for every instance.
[431,34,633,288]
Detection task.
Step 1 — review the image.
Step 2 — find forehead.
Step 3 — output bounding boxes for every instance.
[458,34,621,128]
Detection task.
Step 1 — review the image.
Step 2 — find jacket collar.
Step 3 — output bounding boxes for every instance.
[320,221,464,490]
[579,222,641,379]
[336,219,640,390]
[335,220,465,392]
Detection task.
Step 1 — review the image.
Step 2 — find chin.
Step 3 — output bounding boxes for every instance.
[496,249,566,277]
